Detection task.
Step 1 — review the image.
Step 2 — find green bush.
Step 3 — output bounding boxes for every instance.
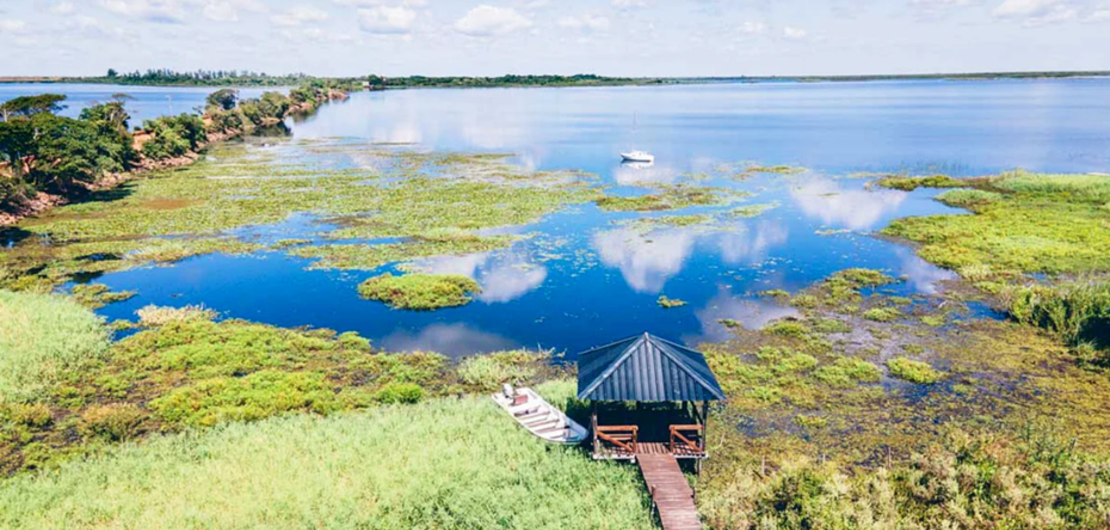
[80,403,146,442]
[863,307,902,322]
[887,357,944,384]
[141,114,206,160]
[150,371,340,426]
[0,290,109,403]
[813,357,881,387]
[1003,280,1110,354]
[374,382,425,404]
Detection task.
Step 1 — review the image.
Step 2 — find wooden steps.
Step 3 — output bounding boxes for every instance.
[637,454,701,530]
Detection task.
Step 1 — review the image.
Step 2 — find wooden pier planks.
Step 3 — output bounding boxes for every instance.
[637,454,701,530]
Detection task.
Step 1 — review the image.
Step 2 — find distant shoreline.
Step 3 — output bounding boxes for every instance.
[1,71,1108,88]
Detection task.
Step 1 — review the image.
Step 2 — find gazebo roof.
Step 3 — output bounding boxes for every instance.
[577,332,726,402]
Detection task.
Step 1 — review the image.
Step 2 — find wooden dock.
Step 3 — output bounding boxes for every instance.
[638,454,701,530]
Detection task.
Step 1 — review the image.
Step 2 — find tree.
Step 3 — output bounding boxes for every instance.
[0,94,68,122]
[0,118,35,180]
[205,89,239,111]
[107,68,118,78]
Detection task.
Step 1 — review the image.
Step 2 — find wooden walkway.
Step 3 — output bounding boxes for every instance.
[638,454,701,530]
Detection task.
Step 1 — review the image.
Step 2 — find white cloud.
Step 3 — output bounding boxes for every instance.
[782,26,808,39]
[51,2,76,15]
[359,5,417,34]
[556,14,611,31]
[1089,1,1110,21]
[454,5,532,37]
[99,0,185,23]
[612,0,648,8]
[740,21,767,34]
[270,5,329,27]
[0,19,28,33]
[993,0,1077,25]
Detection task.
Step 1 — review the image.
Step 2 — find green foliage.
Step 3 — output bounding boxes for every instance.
[1003,280,1110,354]
[205,89,239,111]
[764,320,809,338]
[887,357,944,384]
[863,307,902,322]
[727,202,778,218]
[595,184,731,212]
[358,273,481,310]
[80,403,145,441]
[141,114,206,159]
[0,395,654,529]
[656,295,687,308]
[0,94,67,120]
[374,382,425,404]
[876,174,963,191]
[151,371,340,426]
[813,357,881,387]
[809,317,851,334]
[0,290,109,403]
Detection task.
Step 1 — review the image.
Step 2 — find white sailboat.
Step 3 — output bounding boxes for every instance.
[620,113,654,163]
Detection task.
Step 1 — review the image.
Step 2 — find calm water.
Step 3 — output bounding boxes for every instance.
[53,79,1110,356]
[0,83,277,122]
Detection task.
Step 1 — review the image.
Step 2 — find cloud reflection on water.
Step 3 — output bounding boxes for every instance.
[791,179,907,230]
[379,323,518,357]
[416,251,548,304]
[691,286,801,343]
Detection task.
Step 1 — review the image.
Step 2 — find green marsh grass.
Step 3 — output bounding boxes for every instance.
[0,391,655,530]
[886,357,944,384]
[357,273,481,310]
[0,291,109,403]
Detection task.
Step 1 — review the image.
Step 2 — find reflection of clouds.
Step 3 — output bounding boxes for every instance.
[613,162,682,186]
[373,120,423,144]
[379,323,518,358]
[693,287,800,342]
[418,251,547,304]
[714,221,789,265]
[791,180,907,231]
[897,249,956,295]
[593,227,696,293]
[594,220,790,293]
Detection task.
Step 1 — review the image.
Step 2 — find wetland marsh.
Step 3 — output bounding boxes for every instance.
[3,78,1110,529]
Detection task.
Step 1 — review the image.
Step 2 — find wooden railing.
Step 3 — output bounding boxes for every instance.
[669,424,704,455]
[596,425,638,455]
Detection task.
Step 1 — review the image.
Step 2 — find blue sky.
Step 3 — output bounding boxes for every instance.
[0,0,1107,76]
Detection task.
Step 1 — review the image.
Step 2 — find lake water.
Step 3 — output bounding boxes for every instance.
[25,79,1110,357]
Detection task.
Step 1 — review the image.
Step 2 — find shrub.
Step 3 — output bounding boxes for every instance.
[374,382,425,404]
[809,318,851,334]
[1002,280,1110,354]
[887,357,944,384]
[813,357,881,387]
[764,320,808,338]
[863,307,902,322]
[150,371,339,427]
[6,403,53,428]
[936,188,1002,209]
[358,273,481,310]
[0,290,110,403]
[80,404,146,442]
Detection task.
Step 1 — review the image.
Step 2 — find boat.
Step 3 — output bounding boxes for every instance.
[492,385,588,445]
[621,150,655,163]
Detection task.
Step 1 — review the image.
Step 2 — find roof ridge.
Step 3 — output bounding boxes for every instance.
[649,336,727,401]
[577,334,643,359]
[577,334,646,399]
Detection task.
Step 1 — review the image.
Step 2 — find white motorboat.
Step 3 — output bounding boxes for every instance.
[621,150,655,163]
[492,385,588,445]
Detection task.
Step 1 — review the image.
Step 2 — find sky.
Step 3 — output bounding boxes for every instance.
[0,0,1107,77]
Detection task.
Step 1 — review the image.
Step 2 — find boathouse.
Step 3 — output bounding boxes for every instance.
[577,332,726,461]
[577,332,726,530]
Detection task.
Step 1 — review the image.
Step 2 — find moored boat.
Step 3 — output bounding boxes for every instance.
[492,385,588,444]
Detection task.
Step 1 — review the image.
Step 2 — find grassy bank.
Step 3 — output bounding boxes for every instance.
[0,383,654,530]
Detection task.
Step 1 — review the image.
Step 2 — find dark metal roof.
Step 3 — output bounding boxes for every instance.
[577,333,726,402]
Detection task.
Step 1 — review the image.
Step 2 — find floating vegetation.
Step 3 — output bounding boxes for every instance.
[291,235,517,271]
[618,214,713,233]
[886,357,944,384]
[747,164,806,175]
[936,188,1002,208]
[595,184,738,212]
[357,273,481,310]
[135,304,219,326]
[725,202,779,218]
[813,356,882,387]
[69,283,136,309]
[862,306,902,322]
[656,295,688,308]
[875,174,964,191]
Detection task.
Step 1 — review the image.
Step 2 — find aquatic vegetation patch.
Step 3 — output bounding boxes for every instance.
[875,174,964,191]
[886,357,944,384]
[69,283,136,309]
[0,391,654,530]
[290,235,518,270]
[884,171,1110,276]
[863,306,902,322]
[725,202,779,218]
[0,290,110,403]
[656,295,688,308]
[595,184,736,212]
[357,273,481,311]
[135,304,219,326]
[813,357,882,387]
[1002,279,1110,356]
[747,164,806,175]
[936,188,1002,208]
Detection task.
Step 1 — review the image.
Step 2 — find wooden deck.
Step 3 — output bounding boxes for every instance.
[638,454,701,530]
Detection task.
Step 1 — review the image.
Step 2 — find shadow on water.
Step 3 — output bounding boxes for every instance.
[0,226,33,248]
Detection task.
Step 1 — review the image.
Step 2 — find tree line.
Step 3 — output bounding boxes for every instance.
[0,83,347,211]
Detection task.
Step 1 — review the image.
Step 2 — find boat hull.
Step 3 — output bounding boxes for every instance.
[492,388,588,445]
